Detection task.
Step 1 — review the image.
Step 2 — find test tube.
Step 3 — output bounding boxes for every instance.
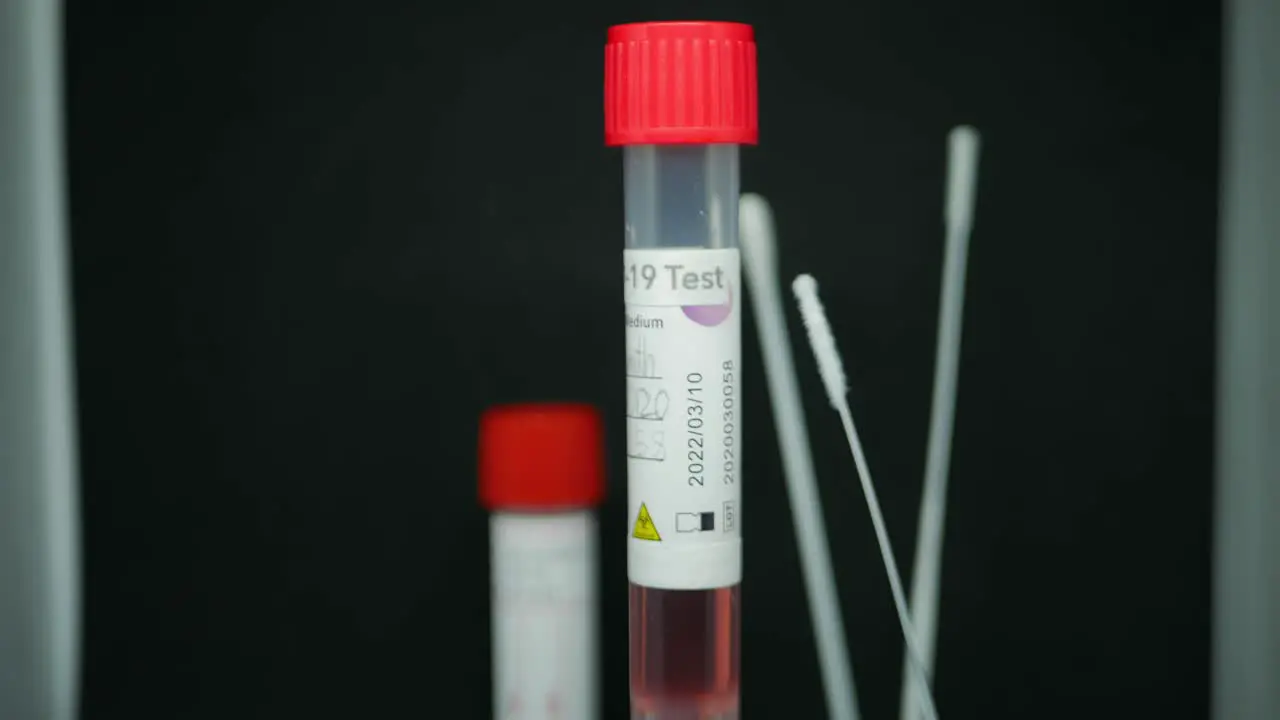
[479,404,605,720]
[605,21,759,720]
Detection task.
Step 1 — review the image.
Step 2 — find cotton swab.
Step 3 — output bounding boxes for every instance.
[900,126,981,720]
[740,194,862,720]
[793,274,941,720]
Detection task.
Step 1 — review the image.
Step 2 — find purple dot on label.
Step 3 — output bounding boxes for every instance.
[681,283,733,327]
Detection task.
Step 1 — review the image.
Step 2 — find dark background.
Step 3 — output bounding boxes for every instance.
[65,1,1220,717]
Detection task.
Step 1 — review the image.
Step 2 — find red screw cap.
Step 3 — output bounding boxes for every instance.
[604,21,759,146]
[478,403,606,511]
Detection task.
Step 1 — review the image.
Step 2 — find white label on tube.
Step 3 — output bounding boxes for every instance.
[491,512,596,720]
[624,248,742,590]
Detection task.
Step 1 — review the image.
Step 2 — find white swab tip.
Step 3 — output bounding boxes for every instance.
[740,193,772,233]
[739,193,776,271]
[948,125,980,148]
[791,274,848,409]
[792,273,817,298]
[946,125,982,229]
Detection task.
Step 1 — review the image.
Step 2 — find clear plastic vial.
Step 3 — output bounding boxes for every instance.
[605,21,759,720]
[625,144,743,720]
[479,404,606,720]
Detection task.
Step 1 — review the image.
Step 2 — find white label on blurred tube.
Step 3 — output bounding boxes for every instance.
[491,512,596,720]
[623,248,742,590]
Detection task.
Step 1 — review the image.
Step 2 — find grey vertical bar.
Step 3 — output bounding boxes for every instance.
[0,0,82,718]
[1214,0,1280,717]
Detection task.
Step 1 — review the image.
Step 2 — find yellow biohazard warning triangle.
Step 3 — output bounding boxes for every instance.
[633,503,662,541]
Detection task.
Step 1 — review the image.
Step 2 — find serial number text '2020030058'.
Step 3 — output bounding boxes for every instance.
[623,247,742,591]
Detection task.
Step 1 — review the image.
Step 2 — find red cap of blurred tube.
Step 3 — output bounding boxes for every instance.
[478,403,606,511]
[604,21,759,146]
